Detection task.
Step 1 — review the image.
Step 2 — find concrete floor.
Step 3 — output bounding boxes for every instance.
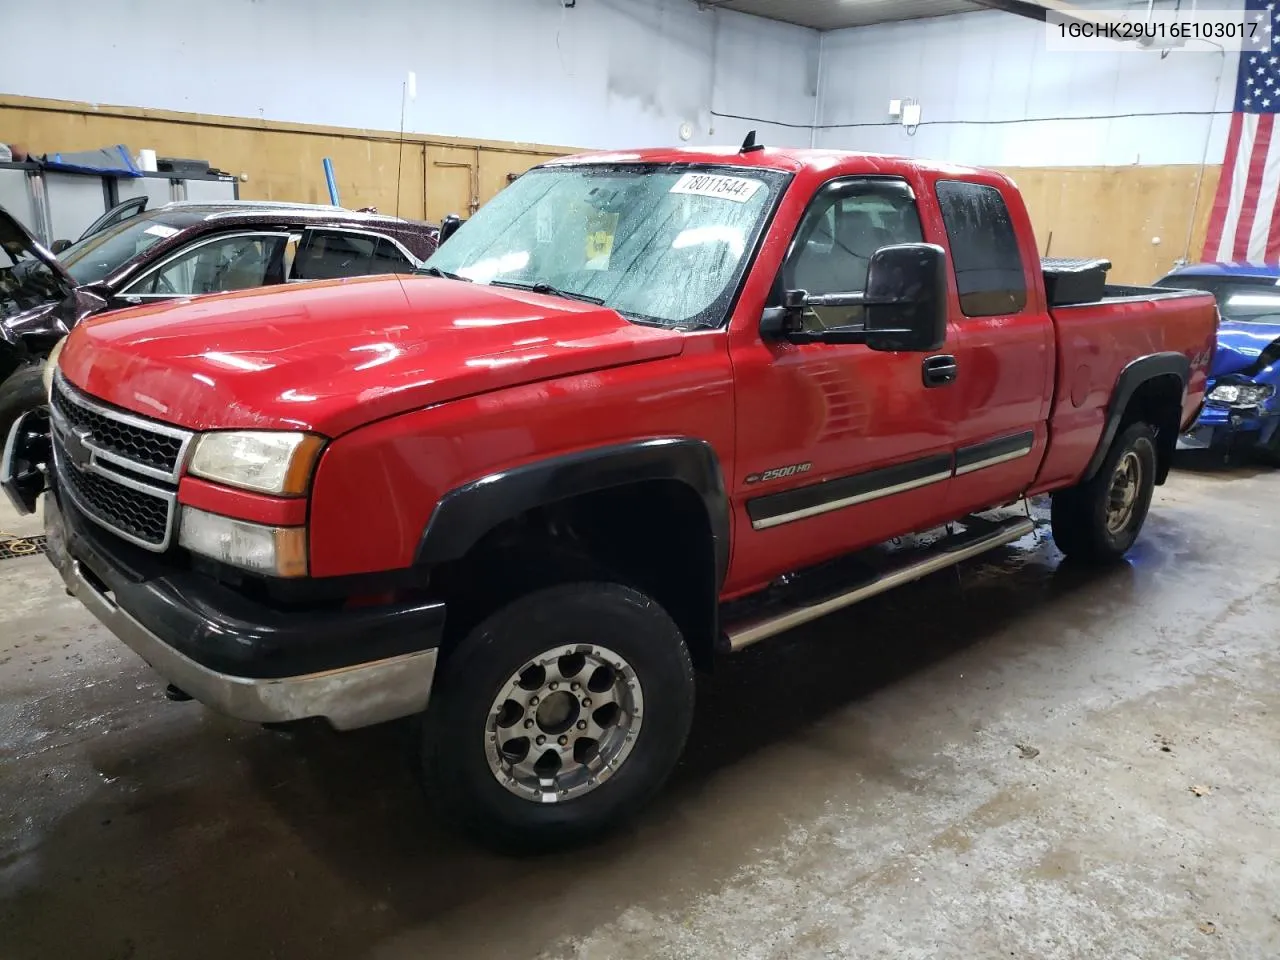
[2,460,1279,960]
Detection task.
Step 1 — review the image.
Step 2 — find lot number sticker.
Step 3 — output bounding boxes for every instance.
[670,173,763,203]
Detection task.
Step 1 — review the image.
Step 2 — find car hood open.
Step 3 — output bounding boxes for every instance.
[57,274,686,436]
[0,205,78,298]
[1,205,80,350]
[1212,321,1280,378]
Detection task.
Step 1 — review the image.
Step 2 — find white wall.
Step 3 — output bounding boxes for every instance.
[0,0,819,150]
[3,0,1234,167]
[815,4,1239,166]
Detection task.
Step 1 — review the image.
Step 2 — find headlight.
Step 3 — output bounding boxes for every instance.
[1208,382,1274,407]
[179,506,308,577]
[188,431,325,495]
[43,337,66,398]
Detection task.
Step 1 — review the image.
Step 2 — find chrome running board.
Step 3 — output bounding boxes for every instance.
[722,514,1036,652]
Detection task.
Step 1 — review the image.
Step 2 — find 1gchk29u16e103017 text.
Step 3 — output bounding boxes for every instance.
[1046,11,1265,53]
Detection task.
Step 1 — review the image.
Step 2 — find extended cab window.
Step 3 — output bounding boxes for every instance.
[423,164,790,329]
[935,180,1028,317]
[783,179,924,331]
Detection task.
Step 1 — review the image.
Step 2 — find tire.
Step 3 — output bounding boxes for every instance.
[422,582,695,852]
[0,363,46,446]
[1051,421,1157,563]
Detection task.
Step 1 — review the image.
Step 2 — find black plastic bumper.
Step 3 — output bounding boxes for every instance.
[49,491,446,681]
[47,492,446,729]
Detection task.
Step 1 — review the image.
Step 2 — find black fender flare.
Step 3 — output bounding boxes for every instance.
[1082,351,1190,481]
[416,438,731,589]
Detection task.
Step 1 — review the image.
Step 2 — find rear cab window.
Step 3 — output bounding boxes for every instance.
[935,179,1028,317]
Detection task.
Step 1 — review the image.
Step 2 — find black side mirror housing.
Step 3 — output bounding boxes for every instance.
[438,214,463,245]
[764,242,949,353]
[861,243,949,351]
[50,239,71,254]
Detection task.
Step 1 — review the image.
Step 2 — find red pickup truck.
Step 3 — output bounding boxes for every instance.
[3,143,1216,849]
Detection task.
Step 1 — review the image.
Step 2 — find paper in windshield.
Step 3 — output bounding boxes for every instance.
[585,211,619,271]
[669,173,763,204]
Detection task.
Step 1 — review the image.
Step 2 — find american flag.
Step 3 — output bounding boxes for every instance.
[1204,0,1280,263]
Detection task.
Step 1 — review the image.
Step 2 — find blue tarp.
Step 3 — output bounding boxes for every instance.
[40,145,141,177]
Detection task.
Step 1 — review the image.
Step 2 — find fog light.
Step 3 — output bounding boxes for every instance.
[178,506,307,577]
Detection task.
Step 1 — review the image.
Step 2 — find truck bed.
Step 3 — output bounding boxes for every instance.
[1056,284,1214,308]
[1033,284,1218,492]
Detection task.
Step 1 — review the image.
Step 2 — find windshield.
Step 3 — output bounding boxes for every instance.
[424,164,789,329]
[1155,275,1280,323]
[57,213,181,284]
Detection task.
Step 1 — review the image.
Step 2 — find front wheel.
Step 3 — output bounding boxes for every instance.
[422,582,695,852]
[1051,421,1157,563]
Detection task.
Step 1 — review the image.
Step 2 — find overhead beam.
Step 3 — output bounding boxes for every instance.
[968,0,1052,20]
[969,0,1153,31]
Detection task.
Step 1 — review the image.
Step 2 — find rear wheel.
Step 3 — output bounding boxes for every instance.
[1051,421,1157,563]
[422,582,695,852]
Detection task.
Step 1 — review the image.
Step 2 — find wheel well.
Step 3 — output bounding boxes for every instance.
[1120,373,1183,484]
[428,480,719,669]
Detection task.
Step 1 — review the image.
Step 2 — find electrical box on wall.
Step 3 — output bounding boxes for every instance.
[902,103,922,127]
[888,99,903,118]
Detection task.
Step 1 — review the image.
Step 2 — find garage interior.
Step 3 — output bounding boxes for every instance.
[2,0,1277,957]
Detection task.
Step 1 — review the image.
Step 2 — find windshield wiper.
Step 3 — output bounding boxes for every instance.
[489,279,605,305]
[416,266,471,282]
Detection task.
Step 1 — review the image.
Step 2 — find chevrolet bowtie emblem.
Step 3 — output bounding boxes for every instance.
[62,426,94,471]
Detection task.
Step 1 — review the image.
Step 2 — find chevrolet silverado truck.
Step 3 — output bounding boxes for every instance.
[2,143,1217,850]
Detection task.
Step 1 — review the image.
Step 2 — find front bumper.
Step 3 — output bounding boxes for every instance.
[45,493,446,730]
[1177,403,1280,452]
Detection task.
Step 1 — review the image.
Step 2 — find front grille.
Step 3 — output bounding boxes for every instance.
[49,374,192,551]
[52,378,188,477]
[56,451,171,548]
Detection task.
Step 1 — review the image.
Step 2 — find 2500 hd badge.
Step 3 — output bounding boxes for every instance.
[745,463,813,484]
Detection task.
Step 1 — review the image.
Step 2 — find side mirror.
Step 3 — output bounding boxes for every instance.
[438,214,463,245]
[50,239,71,254]
[764,243,949,353]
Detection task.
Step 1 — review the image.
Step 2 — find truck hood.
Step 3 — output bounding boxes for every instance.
[58,275,686,436]
[1211,321,1280,377]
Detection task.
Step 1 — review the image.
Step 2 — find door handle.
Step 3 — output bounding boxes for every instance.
[923,355,958,388]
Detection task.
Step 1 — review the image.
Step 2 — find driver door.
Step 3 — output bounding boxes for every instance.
[728,177,962,592]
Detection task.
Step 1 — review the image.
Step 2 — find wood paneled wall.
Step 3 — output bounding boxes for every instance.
[0,96,575,223]
[2,96,1218,284]
[998,164,1222,285]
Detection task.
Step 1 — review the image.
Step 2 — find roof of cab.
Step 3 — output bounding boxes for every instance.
[539,145,999,180]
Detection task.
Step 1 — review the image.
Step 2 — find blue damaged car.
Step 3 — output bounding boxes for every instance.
[1155,263,1280,460]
